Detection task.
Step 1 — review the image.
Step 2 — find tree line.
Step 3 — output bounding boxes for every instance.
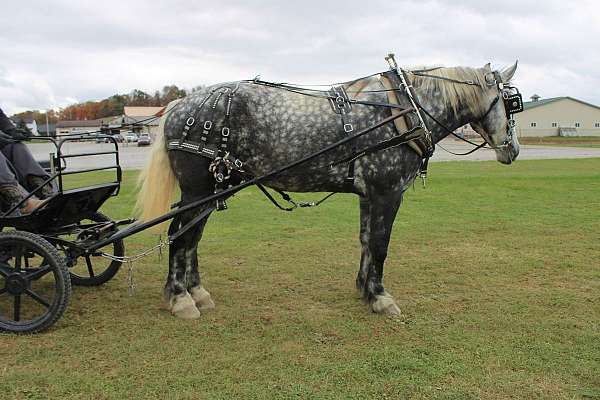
[11,84,203,126]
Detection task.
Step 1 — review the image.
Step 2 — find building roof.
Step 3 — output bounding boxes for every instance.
[523,96,600,111]
[111,114,159,127]
[124,106,164,117]
[56,117,114,128]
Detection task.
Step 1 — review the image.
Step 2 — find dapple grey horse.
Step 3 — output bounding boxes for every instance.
[137,62,519,319]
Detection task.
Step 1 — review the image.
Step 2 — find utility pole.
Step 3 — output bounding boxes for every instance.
[45,111,50,137]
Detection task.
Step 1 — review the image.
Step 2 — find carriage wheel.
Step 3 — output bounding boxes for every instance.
[0,231,71,333]
[60,212,124,287]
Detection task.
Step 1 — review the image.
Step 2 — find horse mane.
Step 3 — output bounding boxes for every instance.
[407,66,488,115]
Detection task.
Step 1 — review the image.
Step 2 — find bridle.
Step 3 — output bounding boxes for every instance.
[479,70,523,149]
[401,64,523,153]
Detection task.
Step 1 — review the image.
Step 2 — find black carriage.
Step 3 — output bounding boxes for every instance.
[0,136,131,333]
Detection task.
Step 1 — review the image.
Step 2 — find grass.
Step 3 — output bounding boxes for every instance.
[1,158,599,399]
[519,136,600,148]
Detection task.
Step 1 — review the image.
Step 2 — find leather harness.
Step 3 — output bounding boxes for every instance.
[166,66,434,210]
[166,54,519,211]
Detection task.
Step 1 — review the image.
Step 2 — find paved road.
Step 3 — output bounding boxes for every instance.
[27,139,600,171]
[431,138,600,162]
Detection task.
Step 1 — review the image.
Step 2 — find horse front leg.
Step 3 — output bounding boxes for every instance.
[357,192,403,317]
[164,206,215,319]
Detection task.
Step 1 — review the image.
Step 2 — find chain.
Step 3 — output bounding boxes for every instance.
[127,260,134,296]
[98,237,170,263]
[98,236,171,296]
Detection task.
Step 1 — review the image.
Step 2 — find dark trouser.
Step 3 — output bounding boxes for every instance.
[0,142,50,190]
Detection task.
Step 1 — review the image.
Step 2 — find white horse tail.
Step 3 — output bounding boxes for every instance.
[136,99,181,223]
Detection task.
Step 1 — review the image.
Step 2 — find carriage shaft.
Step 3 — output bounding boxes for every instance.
[84,107,414,253]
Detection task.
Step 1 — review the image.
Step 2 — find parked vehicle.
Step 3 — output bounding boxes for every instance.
[125,132,139,143]
[137,134,151,146]
[96,133,123,143]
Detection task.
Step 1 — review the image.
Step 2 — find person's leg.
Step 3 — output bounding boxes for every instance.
[0,148,45,214]
[1,142,55,198]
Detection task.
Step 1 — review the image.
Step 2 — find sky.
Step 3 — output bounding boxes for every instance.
[1,0,599,115]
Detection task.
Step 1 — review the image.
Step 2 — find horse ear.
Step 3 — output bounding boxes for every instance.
[501,60,518,83]
[483,62,492,72]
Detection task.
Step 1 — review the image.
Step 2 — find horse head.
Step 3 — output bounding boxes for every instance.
[470,61,521,164]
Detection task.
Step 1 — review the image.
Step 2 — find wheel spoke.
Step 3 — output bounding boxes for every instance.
[25,289,50,308]
[14,294,21,321]
[14,245,23,271]
[85,256,95,277]
[0,263,11,277]
[25,264,53,281]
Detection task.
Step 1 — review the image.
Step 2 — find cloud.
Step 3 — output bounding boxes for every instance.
[1,0,599,114]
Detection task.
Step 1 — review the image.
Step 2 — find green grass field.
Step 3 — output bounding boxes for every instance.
[1,159,599,399]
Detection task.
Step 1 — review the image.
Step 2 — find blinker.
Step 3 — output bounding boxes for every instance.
[503,92,523,117]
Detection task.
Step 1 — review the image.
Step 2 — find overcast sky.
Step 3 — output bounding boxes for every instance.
[1,0,599,115]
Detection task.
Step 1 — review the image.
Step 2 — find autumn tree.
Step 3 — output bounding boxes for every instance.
[128,89,153,106]
[161,85,187,104]
[14,83,196,123]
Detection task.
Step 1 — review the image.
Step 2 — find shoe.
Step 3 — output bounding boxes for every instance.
[27,175,56,199]
[20,197,49,215]
[0,183,29,215]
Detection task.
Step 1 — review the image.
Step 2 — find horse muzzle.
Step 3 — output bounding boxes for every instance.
[495,138,520,164]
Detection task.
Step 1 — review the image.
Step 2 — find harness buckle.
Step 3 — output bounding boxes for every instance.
[186,117,195,126]
[343,123,354,133]
[222,127,230,137]
[203,121,213,130]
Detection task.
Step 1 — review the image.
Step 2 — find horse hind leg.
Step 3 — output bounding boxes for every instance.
[190,286,215,310]
[185,208,216,310]
[164,208,216,319]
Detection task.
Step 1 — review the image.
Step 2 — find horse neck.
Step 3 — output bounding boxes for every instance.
[414,85,483,144]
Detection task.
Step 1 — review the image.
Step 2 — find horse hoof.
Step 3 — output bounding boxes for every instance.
[170,292,201,319]
[190,286,216,310]
[371,293,402,318]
